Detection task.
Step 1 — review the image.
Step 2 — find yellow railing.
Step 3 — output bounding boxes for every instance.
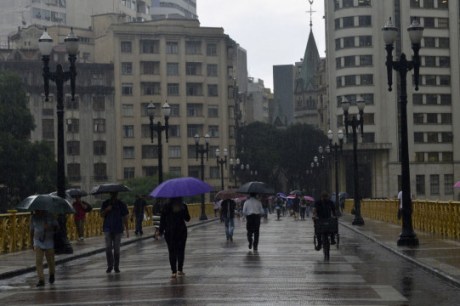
[0,203,213,254]
[344,199,460,240]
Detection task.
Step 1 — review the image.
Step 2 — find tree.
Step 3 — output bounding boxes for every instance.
[0,71,56,209]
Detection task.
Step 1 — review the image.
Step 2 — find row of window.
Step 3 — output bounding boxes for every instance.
[335,36,449,50]
[336,55,372,69]
[413,113,452,125]
[43,96,106,112]
[122,82,220,97]
[122,165,220,180]
[121,62,219,77]
[121,103,219,118]
[410,0,449,10]
[334,0,371,10]
[121,124,221,139]
[414,132,453,143]
[413,93,451,105]
[334,15,449,31]
[415,152,452,163]
[415,174,453,197]
[121,40,218,56]
[336,74,373,87]
[336,94,375,106]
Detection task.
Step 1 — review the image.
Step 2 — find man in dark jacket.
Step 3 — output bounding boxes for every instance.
[220,198,236,242]
[312,192,337,250]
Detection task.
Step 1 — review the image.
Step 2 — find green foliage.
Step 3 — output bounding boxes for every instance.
[0,71,56,208]
[119,176,158,205]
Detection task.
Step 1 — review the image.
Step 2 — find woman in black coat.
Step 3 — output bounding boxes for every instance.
[157,197,191,278]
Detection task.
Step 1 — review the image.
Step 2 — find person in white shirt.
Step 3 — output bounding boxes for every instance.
[242,193,264,251]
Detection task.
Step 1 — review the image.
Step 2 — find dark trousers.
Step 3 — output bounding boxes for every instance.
[104,232,121,269]
[165,233,187,273]
[135,214,143,234]
[246,214,261,249]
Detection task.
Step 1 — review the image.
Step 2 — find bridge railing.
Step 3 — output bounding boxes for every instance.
[0,203,213,254]
[344,199,460,240]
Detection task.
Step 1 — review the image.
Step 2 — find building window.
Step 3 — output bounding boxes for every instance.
[186,83,203,96]
[438,18,449,29]
[186,41,201,54]
[65,95,79,109]
[208,84,218,96]
[344,56,355,67]
[121,104,133,117]
[123,125,134,138]
[444,174,453,195]
[94,141,106,156]
[187,124,203,138]
[188,165,200,178]
[423,37,436,48]
[360,74,373,85]
[427,152,439,162]
[442,152,453,162]
[430,174,440,195]
[207,43,217,56]
[67,140,80,156]
[140,40,159,53]
[169,146,181,158]
[208,125,219,138]
[169,167,181,177]
[167,83,180,96]
[94,163,107,181]
[67,163,80,181]
[438,37,449,48]
[362,133,374,143]
[343,16,354,28]
[424,17,435,28]
[424,56,436,67]
[208,105,218,117]
[66,118,79,133]
[94,118,106,133]
[167,63,179,76]
[121,41,132,53]
[186,62,202,75]
[343,0,353,7]
[416,175,425,195]
[359,55,372,66]
[169,125,180,137]
[426,113,437,124]
[141,61,160,75]
[42,119,54,139]
[414,132,424,143]
[170,104,180,117]
[344,75,356,86]
[142,145,157,159]
[166,41,178,54]
[413,113,424,124]
[441,132,453,143]
[207,64,218,76]
[123,167,135,179]
[343,37,355,48]
[210,166,219,179]
[412,94,423,105]
[358,15,371,27]
[440,113,452,124]
[93,96,105,111]
[143,166,156,177]
[440,94,451,105]
[424,75,436,86]
[187,104,203,117]
[439,75,450,86]
[141,82,161,95]
[427,132,438,143]
[121,62,132,75]
[415,152,424,162]
[426,94,437,105]
[122,83,133,96]
[123,146,135,159]
[439,56,450,68]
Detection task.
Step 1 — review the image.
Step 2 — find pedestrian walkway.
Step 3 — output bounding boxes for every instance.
[340,213,460,287]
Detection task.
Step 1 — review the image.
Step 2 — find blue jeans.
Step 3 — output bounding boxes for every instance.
[135,214,143,234]
[223,217,234,238]
[104,232,122,269]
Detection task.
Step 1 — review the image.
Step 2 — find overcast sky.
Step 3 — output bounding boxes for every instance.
[198,0,326,91]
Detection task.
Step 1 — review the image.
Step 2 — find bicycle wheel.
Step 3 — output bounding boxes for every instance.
[322,233,330,261]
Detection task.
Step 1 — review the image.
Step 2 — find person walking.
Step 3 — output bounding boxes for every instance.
[242,193,264,251]
[100,192,129,273]
[72,196,90,241]
[30,210,58,287]
[132,194,147,235]
[312,192,337,250]
[275,196,283,220]
[299,197,307,220]
[220,197,236,241]
[156,197,191,279]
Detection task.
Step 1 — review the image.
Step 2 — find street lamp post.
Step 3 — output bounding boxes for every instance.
[342,96,365,226]
[229,158,240,188]
[216,148,228,190]
[382,17,422,246]
[195,134,210,220]
[311,158,320,199]
[39,28,79,254]
[318,145,330,192]
[328,129,344,216]
[147,102,171,184]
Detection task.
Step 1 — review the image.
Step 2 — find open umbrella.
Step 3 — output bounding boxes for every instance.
[49,191,74,203]
[215,189,243,200]
[289,190,302,196]
[237,181,274,194]
[276,192,287,199]
[16,194,75,214]
[66,188,88,198]
[304,195,315,202]
[454,181,460,188]
[90,183,131,195]
[150,177,213,198]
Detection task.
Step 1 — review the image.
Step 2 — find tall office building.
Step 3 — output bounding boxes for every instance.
[324,0,458,200]
[150,0,197,20]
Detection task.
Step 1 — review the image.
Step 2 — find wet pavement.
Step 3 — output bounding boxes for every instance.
[0,213,459,305]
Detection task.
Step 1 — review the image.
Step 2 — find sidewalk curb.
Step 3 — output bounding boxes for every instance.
[339,220,460,288]
[0,218,218,281]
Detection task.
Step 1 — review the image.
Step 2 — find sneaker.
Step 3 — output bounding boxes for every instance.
[230,236,233,242]
[177,271,185,277]
[106,267,113,273]
[36,280,45,287]
[114,268,120,273]
[49,274,55,284]
[248,240,252,250]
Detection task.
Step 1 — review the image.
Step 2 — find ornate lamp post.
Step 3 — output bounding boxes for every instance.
[216,148,228,190]
[342,96,365,226]
[195,134,210,220]
[318,145,330,192]
[229,158,240,188]
[382,17,423,246]
[311,158,320,199]
[147,102,171,184]
[328,129,344,215]
[39,28,79,254]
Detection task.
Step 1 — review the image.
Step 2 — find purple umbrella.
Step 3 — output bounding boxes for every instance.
[454,181,460,188]
[150,177,213,198]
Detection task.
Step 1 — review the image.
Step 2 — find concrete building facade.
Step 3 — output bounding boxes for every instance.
[324,0,458,200]
[151,0,197,20]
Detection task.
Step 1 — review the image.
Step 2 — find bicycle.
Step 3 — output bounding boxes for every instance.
[313,218,339,261]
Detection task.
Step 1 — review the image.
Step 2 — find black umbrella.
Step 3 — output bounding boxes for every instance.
[90,183,131,195]
[16,194,75,214]
[66,188,88,198]
[237,181,274,194]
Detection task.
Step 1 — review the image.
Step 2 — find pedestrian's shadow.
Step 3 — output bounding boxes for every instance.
[245,251,261,263]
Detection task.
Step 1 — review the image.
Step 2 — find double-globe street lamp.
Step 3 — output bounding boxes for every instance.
[195,134,210,220]
[39,28,79,254]
[342,96,365,226]
[229,158,240,188]
[216,148,228,190]
[382,18,423,246]
[147,102,171,184]
[328,129,344,215]
[318,145,330,192]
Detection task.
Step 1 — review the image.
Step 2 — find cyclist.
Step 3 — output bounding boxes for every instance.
[312,192,337,250]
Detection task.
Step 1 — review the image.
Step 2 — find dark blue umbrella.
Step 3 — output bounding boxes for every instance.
[237,181,274,194]
[17,194,75,214]
[150,177,213,198]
